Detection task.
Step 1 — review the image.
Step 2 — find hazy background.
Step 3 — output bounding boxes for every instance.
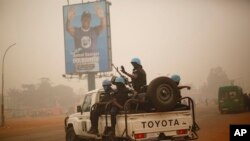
[1,0,250,97]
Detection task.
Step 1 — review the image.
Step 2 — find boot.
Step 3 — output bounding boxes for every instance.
[88,126,98,134]
[90,128,99,134]
[110,126,115,136]
[87,126,94,133]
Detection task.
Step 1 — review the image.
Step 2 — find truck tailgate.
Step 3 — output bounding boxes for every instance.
[125,111,192,140]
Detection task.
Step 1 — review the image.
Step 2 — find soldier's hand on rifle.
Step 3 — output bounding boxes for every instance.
[121,65,126,74]
[132,91,138,99]
[111,98,123,109]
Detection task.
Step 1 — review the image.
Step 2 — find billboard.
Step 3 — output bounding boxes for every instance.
[63,1,112,74]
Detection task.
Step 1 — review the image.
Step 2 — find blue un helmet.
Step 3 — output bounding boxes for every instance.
[131,57,141,66]
[171,74,181,85]
[102,79,111,92]
[115,76,125,84]
[102,79,111,86]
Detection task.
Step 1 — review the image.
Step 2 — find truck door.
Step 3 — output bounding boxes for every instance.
[80,94,92,133]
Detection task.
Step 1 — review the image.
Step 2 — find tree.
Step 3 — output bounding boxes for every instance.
[7,78,77,115]
[201,67,229,98]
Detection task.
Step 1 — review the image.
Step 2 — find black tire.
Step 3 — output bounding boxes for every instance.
[146,77,180,111]
[66,126,80,141]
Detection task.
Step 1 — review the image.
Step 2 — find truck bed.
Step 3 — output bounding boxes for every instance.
[97,110,193,140]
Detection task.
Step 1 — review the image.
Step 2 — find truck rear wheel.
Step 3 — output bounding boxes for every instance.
[66,127,80,141]
[146,77,179,111]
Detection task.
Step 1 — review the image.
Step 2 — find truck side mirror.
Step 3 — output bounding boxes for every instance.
[77,105,82,114]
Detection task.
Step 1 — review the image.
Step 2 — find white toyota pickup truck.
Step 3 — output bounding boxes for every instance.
[64,77,199,141]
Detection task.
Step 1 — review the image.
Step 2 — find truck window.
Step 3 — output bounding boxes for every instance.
[220,91,237,100]
[82,95,92,112]
[229,91,237,99]
[99,92,106,102]
[221,92,229,100]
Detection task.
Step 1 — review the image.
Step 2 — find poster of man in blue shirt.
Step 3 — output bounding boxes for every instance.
[63,1,111,74]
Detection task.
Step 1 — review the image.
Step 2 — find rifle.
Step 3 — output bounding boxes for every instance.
[112,63,123,77]
[111,63,132,88]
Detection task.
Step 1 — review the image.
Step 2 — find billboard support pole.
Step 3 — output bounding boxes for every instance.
[87,72,96,91]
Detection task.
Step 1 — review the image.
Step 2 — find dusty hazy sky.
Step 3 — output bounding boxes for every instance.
[0,0,250,94]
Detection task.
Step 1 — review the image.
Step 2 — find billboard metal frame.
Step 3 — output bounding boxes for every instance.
[63,0,112,75]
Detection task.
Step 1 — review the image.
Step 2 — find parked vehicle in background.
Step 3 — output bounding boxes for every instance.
[218,85,246,113]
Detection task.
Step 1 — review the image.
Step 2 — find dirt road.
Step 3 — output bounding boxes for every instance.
[0,105,249,141]
[0,116,65,141]
[195,104,250,141]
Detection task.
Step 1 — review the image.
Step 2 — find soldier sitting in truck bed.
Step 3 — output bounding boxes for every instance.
[109,76,131,135]
[171,74,191,109]
[88,79,114,134]
[120,57,147,94]
[171,74,191,98]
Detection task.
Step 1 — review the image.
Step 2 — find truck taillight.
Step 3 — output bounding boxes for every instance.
[134,133,146,139]
[177,129,188,135]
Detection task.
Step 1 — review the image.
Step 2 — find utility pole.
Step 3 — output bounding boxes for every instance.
[1,43,16,127]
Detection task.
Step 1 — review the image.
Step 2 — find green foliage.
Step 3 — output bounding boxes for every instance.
[7,78,78,110]
[199,67,229,98]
